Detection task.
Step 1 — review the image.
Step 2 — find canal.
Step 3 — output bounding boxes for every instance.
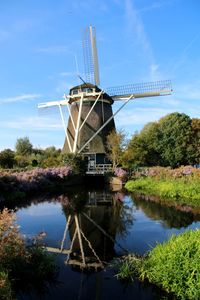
[13,185,200,300]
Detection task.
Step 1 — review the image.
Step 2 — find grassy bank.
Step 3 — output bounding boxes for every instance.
[125,166,200,207]
[116,229,200,299]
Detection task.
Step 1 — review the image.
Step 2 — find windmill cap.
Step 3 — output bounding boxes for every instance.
[69,83,114,104]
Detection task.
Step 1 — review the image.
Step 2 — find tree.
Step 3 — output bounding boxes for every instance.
[0,149,15,168]
[106,129,126,170]
[188,118,200,165]
[123,133,148,168]
[43,146,61,158]
[124,113,198,168]
[15,137,33,156]
[156,113,192,167]
[124,122,162,168]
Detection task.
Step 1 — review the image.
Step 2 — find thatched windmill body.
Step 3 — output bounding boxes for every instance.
[38,26,172,173]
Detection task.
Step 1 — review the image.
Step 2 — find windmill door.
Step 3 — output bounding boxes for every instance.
[88,154,96,171]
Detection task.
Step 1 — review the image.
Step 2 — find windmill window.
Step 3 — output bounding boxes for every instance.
[72,89,79,95]
[82,88,93,93]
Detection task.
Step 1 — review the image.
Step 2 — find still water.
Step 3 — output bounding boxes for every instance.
[14,185,200,300]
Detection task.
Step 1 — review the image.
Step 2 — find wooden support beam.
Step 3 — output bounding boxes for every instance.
[46,247,71,254]
[66,260,104,269]
[80,227,103,267]
[75,215,86,266]
[60,215,71,252]
[65,227,78,264]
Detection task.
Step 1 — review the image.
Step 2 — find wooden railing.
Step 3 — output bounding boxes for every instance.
[86,164,112,175]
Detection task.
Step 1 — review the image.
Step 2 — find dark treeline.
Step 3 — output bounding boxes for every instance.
[123,112,200,168]
[0,137,85,173]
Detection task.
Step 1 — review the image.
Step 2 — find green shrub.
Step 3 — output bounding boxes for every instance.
[61,153,86,174]
[40,156,60,168]
[116,230,200,299]
[14,155,30,168]
[140,229,200,299]
[0,209,56,297]
[0,209,26,264]
[0,149,15,169]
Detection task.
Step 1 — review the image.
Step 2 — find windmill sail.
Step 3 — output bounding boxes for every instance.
[105,80,172,100]
[82,26,100,86]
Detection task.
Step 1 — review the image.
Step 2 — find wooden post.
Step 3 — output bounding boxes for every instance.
[65,227,78,264]
[60,215,71,252]
[75,215,86,266]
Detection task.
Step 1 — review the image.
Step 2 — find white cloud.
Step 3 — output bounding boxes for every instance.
[21,202,60,216]
[125,0,153,58]
[136,96,180,107]
[59,71,76,77]
[116,107,176,127]
[124,0,160,81]
[36,46,70,54]
[0,116,63,131]
[0,94,42,104]
[171,34,200,75]
[138,1,173,13]
[55,78,78,94]
[150,63,162,81]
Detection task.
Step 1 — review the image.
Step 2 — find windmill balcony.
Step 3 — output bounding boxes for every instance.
[86,163,112,175]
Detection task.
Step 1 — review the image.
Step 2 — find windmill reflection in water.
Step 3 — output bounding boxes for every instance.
[46,190,129,271]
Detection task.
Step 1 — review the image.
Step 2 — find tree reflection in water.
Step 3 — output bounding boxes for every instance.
[132,194,200,228]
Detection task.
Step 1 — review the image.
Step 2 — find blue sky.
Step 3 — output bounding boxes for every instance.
[0,0,199,150]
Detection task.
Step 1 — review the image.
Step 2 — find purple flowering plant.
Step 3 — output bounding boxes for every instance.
[114,167,127,178]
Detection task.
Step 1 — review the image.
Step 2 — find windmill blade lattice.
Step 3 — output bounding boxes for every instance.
[82,27,94,84]
[105,80,172,99]
[82,26,100,85]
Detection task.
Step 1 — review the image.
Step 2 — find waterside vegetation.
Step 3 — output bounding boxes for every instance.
[116,229,200,299]
[125,166,200,208]
[0,166,74,203]
[0,209,56,300]
[0,137,86,203]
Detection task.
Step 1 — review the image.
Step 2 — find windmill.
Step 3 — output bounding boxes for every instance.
[38,25,172,174]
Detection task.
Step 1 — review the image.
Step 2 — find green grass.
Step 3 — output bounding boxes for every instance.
[141,229,200,299]
[125,177,200,207]
[114,255,142,282]
[116,229,200,299]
